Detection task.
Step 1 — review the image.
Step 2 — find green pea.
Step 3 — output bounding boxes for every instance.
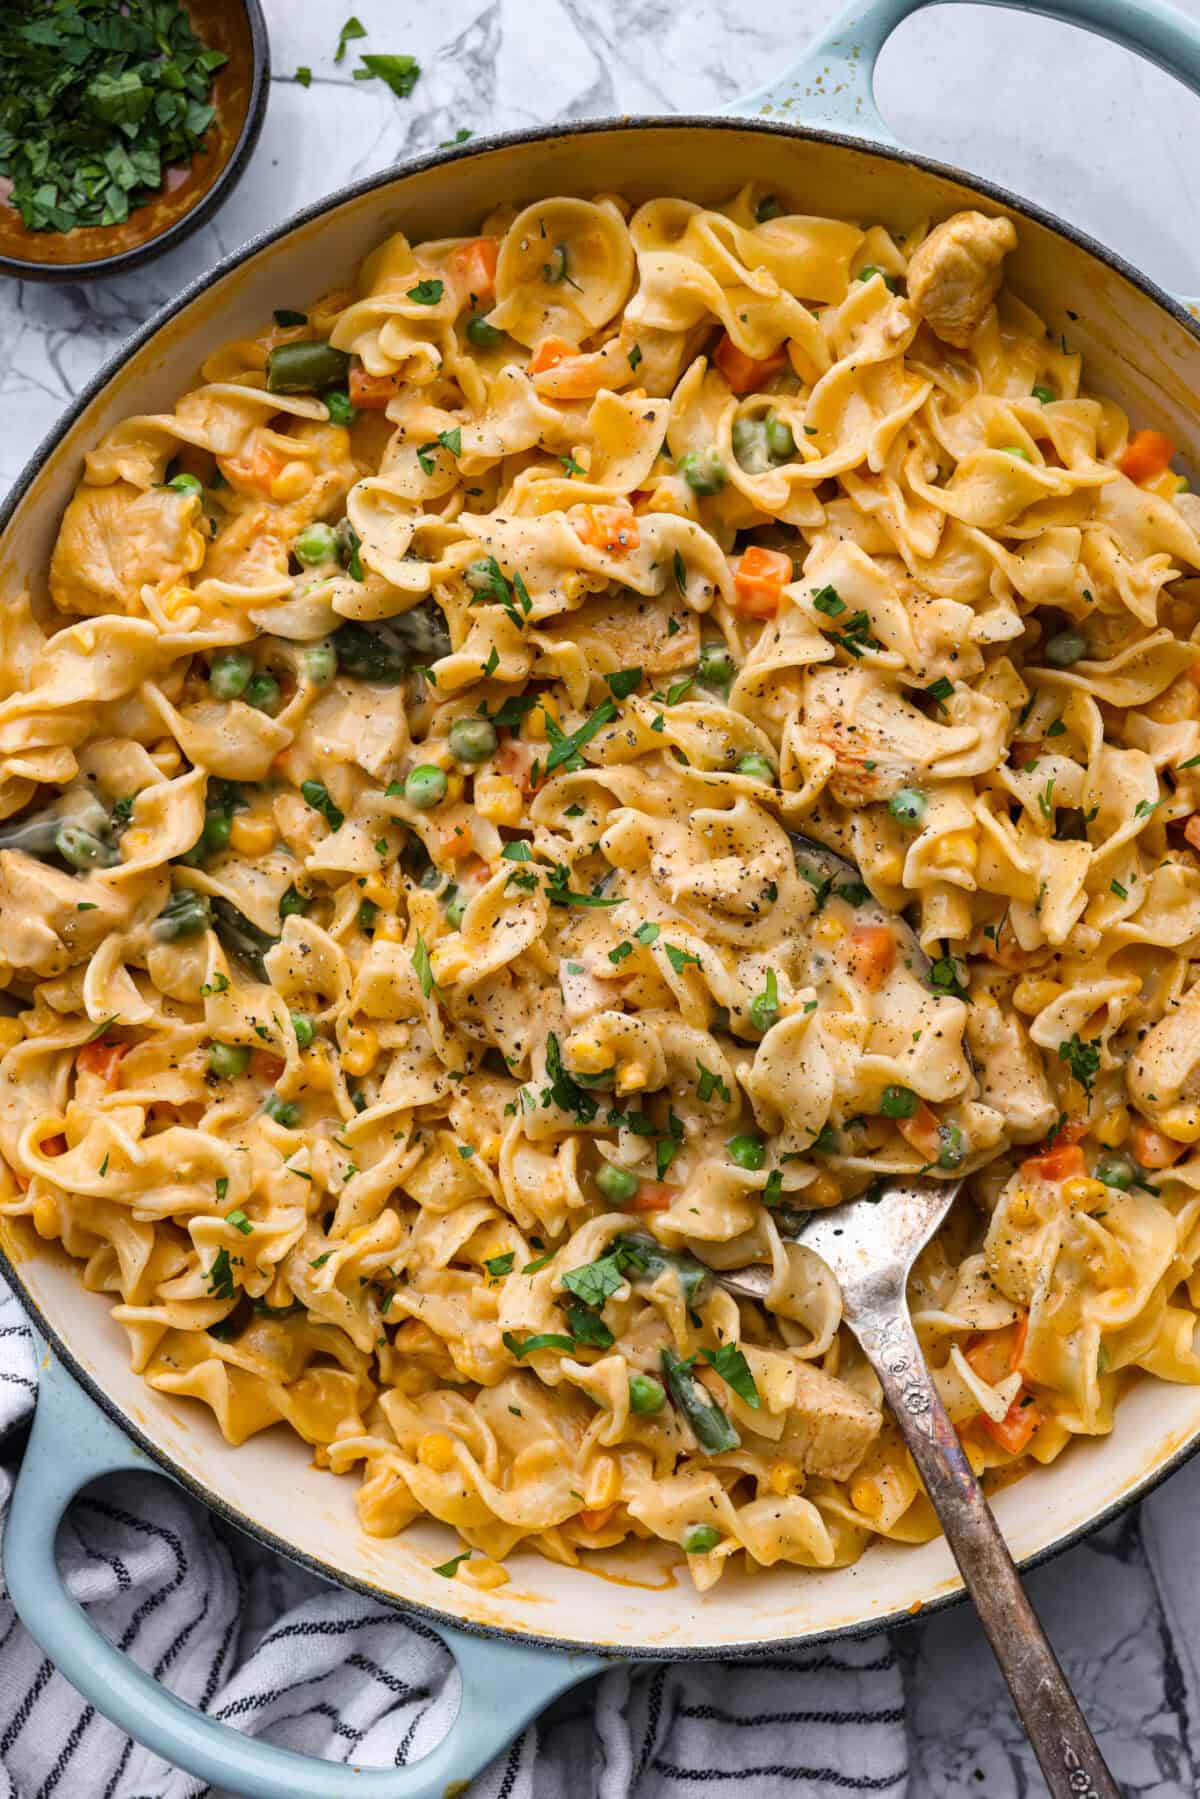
[202,811,231,855]
[324,389,356,425]
[1044,630,1089,667]
[888,787,927,829]
[291,1013,316,1049]
[266,340,351,395]
[1096,1154,1133,1191]
[679,448,727,495]
[54,823,120,870]
[279,885,309,920]
[405,765,448,809]
[263,1093,301,1127]
[727,1133,766,1171]
[302,641,338,684]
[153,889,213,942]
[736,754,774,783]
[448,717,498,764]
[1032,384,1056,404]
[244,672,283,716]
[699,641,736,688]
[596,1163,640,1205]
[167,471,204,497]
[681,1524,721,1554]
[443,884,467,928]
[358,898,379,934]
[1001,445,1033,461]
[811,1123,841,1155]
[467,315,504,348]
[937,1123,966,1170]
[208,1041,251,1078]
[755,194,782,223]
[628,1373,666,1415]
[880,1085,918,1119]
[209,650,254,700]
[293,522,339,566]
[765,411,796,461]
[732,417,770,474]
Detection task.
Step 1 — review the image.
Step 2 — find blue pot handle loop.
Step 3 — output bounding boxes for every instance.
[5,1353,606,1799]
[730,0,1200,311]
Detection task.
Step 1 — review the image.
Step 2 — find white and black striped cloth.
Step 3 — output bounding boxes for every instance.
[2,1269,1198,1798]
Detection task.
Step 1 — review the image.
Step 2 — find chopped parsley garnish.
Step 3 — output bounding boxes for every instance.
[605,667,643,699]
[207,1248,235,1302]
[432,1549,472,1577]
[1110,878,1128,899]
[560,453,584,477]
[665,943,701,975]
[544,1032,598,1122]
[335,16,366,61]
[924,677,954,705]
[485,1252,515,1277]
[1058,1033,1100,1099]
[928,953,970,1002]
[696,1063,731,1104]
[227,1209,253,1235]
[300,779,345,832]
[634,922,660,947]
[503,1330,573,1359]
[673,550,687,594]
[412,933,436,999]
[543,699,618,774]
[837,610,881,658]
[406,278,444,306]
[356,53,421,99]
[701,1343,760,1408]
[562,1250,630,1310]
[628,343,643,370]
[750,968,779,1033]
[811,585,845,617]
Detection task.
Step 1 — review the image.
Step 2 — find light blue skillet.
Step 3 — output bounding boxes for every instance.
[8,0,1200,1792]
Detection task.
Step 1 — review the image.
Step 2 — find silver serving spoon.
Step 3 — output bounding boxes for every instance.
[715,836,1121,1799]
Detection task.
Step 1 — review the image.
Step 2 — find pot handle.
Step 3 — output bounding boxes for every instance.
[731,0,1200,146]
[5,1352,606,1799]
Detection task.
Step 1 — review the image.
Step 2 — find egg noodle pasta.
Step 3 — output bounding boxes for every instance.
[3,189,1200,1593]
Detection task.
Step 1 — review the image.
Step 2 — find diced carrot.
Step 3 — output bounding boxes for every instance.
[497,736,538,795]
[980,1390,1041,1455]
[837,922,896,992]
[733,545,792,617]
[964,1313,1028,1385]
[578,1504,617,1531]
[1130,1118,1184,1169]
[76,1040,126,1086]
[713,333,787,395]
[449,237,499,301]
[1185,816,1200,854]
[1020,1141,1086,1184]
[576,505,640,556]
[439,819,476,862]
[1117,428,1175,483]
[528,335,576,376]
[222,440,286,493]
[1046,1119,1089,1149]
[1010,1312,1029,1374]
[250,1051,285,1084]
[41,1134,68,1158]
[631,1182,673,1212]
[349,366,405,410]
[896,1100,941,1162]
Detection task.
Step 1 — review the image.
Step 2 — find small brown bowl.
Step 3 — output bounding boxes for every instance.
[0,0,269,283]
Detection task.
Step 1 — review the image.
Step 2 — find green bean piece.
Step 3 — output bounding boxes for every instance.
[448,717,498,764]
[152,888,213,942]
[736,753,774,783]
[209,650,254,700]
[1044,630,1089,667]
[212,897,277,981]
[660,1347,740,1452]
[293,522,339,566]
[679,448,727,495]
[208,1041,251,1078]
[467,316,504,348]
[278,885,309,920]
[266,340,351,395]
[55,823,120,871]
[0,809,70,857]
[628,1373,666,1415]
[612,1233,710,1306]
[727,1134,766,1171]
[732,417,770,474]
[596,1164,639,1205]
[405,765,447,810]
[681,1524,721,1554]
[291,1013,316,1049]
[301,640,338,684]
[244,672,283,716]
[888,787,927,829]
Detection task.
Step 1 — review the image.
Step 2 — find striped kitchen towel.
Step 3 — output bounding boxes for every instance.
[0,1277,906,1799]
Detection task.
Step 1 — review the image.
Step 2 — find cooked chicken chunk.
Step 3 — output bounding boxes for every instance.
[0,850,160,979]
[966,994,1058,1143]
[49,481,205,617]
[906,210,1017,349]
[768,1363,882,1481]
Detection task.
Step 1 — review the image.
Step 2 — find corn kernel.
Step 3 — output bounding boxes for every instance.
[767,1460,800,1496]
[1012,977,1063,1014]
[850,1475,884,1518]
[874,849,904,883]
[461,1557,510,1590]
[417,1432,456,1472]
[1063,1175,1108,1208]
[930,829,978,870]
[524,694,557,742]
[475,773,522,826]
[340,1025,379,1077]
[442,769,465,806]
[1162,1106,1200,1144]
[161,585,196,619]
[0,1018,23,1054]
[814,914,846,945]
[1092,1106,1130,1148]
[586,1456,621,1507]
[269,460,315,502]
[375,914,407,942]
[32,1194,58,1236]
[299,1046,332,1091]
[805,1173,842,1208]
[565,1034,612,1076]
[229,814,277,856]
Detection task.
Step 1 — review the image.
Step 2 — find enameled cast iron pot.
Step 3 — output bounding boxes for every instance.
[5,1,1200,1791]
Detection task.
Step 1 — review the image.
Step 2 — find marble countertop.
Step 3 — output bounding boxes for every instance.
[5,1,1200,1791]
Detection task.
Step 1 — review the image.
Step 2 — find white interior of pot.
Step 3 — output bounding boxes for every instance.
[5,122,1200,1654]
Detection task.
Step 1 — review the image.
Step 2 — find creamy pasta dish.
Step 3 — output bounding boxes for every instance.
[3,188,1200,1595]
